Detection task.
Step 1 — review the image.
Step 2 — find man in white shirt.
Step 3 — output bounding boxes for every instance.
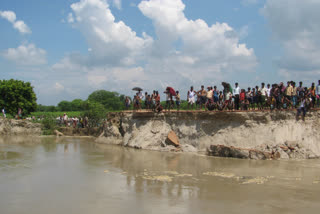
[233,82,240,110]
[165,91,172,112]
[226,91,232,101]
[63,113,68,127]
[266,84,271,97]
[187,86,196,110]
[2,108,6,118]
[224,91,234,110]
[138,90,144,100]
[258,83,268,110]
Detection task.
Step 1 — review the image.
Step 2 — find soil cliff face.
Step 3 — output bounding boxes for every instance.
[0,118,41,136]
[97,111,320,159]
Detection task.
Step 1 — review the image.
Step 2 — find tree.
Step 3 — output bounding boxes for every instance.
[37,104,58,112]
[57,100,72,111]
[0,79,37,116]
[88,90,124,111]
[71,99,84,111]
[81,101,106,128]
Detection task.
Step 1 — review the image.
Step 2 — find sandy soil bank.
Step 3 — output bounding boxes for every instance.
[96,111,320,159]
[0,118,41,136]
[2,110,320,160]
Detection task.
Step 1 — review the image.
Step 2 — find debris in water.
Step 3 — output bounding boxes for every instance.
[176,173,193,177]
[164,171,179,175]
[241,176,274,185]
[202,172,275,185]
[104,170,109,173]
[282,177,302,181]
[203,172,235,178]
[142,175,173,182]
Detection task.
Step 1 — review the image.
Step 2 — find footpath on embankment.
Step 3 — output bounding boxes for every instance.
[1,110,320,160]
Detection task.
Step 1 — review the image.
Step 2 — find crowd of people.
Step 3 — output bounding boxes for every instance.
[56,113,89,128]
[128,89,181,113]
[0,107,23,119]
[126,80,320,120]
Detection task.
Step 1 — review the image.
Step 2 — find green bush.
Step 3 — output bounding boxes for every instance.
[41,117,57,135]
[81,101,106,128]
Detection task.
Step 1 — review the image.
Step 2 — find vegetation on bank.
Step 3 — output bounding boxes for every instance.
[31,111,83,118]
[37,90,126,112]
[0,79,190,124]
[0,79,37,115]
[0,80,119,134]
[36,101,108,135]
[41,117,58,135]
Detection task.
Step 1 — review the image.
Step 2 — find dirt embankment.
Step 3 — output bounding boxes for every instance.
[96,111,320,160]
[58,127,102,137]
[0,117,103,137]
[0,118,41,136]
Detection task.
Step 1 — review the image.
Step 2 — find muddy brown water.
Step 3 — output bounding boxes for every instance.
[0,136,320,214]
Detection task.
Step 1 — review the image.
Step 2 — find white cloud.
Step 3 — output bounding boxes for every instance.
[0,10,31,34]
[2,43,47,66]
[69,0,153,66]
[54,82,65,92]
[262,0,320,80]
[13,20,31,34]
[138,0,257,80]
[67,13,74,23]
[0,10,16,23]
[45,0,257,105]
[112,0,122,10]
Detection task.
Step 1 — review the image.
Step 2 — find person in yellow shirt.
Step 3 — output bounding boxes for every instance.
[308,83,316,108]
[205,86,213,111]
[285,81,293,97]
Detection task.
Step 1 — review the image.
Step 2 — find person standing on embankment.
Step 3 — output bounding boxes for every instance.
[296,95,308,121]
[2,108,6,118]
[233,83,240,110]
[316,80,320,108]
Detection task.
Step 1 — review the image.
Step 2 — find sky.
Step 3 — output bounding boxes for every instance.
[1,0,320,105]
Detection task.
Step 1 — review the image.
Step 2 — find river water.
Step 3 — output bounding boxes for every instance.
[0,136,320,214]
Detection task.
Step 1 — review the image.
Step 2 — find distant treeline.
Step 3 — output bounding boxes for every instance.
[36,90,126,112]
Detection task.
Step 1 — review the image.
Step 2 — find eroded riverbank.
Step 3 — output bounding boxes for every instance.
[1,110,320,160]
[97,111,320,159]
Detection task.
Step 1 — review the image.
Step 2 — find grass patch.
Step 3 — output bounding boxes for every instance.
[30,111,82,118]
[40,117,58,135]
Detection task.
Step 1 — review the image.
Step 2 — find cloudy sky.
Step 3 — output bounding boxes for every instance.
[1,0,319,105]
